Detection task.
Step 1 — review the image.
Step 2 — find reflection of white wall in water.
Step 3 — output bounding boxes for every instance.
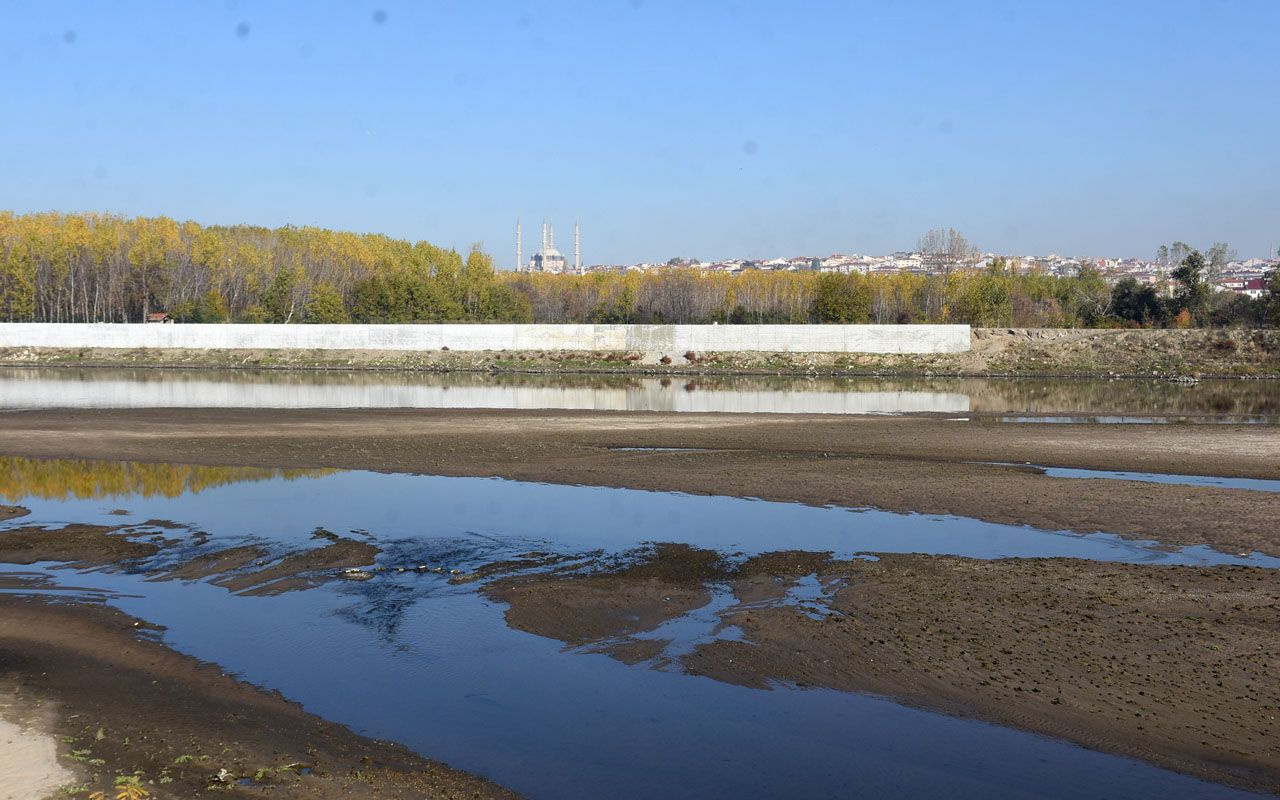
[0,323,971,354]
[0,377,970,414]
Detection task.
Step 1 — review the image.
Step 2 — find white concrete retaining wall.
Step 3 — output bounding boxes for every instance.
[0,323,970,354]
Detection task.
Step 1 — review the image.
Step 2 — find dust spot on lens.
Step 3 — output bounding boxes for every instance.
[62,30,77,44]
[372,9,387,24]
[236,22,251,38]
[742,140,758,156]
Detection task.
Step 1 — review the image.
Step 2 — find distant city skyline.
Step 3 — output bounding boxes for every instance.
[2,1,1278,263]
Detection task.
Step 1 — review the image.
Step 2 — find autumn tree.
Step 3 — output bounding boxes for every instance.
[918,228,978,274]
[303,283,349,323]
[1267,269,1280,327]
[917,228,978,320]
[811,273,871,323]
[260,266,301,323]
[1205,242,1236,282]
[1109,277,1164,325]
[1171,250,1211,324]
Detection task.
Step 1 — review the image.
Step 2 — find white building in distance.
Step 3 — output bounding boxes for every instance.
[516,220,581,273]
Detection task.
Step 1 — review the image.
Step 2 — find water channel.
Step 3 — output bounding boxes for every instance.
[1,461,1273,799]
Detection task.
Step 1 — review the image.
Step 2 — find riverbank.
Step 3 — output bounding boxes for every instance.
[1,327,1278,377]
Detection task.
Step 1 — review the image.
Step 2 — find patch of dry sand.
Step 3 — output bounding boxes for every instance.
[0,713,75,800]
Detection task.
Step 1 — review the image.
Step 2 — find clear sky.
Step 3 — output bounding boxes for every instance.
[2,0,1278,265]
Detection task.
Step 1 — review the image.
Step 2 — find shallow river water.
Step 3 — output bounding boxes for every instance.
[1,461,1274,799]
[0,366,1278,418]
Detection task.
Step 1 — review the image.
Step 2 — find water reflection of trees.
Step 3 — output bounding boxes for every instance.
[955,379,1280,415]
[0,457,333,502]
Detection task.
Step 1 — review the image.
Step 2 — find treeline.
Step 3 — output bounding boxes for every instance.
[2,212,1276,327]
[508,266,1121,327]
[0,211,521,324]
[1108,251,1279,328]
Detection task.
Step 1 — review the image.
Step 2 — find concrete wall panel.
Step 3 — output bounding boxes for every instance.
[0,323,970,354]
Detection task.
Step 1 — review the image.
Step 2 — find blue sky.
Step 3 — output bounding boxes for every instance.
[2,0,1277,265]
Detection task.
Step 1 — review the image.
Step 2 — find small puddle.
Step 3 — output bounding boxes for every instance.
[989,462,1280,493]
[599,583,748,664]
[607,446,715,453]
[781,572,844,620]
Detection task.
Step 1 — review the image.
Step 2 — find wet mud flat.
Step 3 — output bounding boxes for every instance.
[488,545,1280,793]
[0,463,1277,799]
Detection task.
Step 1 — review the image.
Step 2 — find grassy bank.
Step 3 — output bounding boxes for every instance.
[0,328,1277,378]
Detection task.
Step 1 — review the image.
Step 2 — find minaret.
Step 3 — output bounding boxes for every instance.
[542,220,548,252]
[574,221,581,273]
[515,220,522,273]
[549,223,555,249]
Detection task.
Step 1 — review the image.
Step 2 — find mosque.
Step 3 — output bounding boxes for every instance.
[516,220,580,273]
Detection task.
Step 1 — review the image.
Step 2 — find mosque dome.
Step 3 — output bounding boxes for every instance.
[526,223,571,272]
[517,220,580,274]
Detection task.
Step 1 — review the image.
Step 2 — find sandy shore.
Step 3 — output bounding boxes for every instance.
[0,711,75,800]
